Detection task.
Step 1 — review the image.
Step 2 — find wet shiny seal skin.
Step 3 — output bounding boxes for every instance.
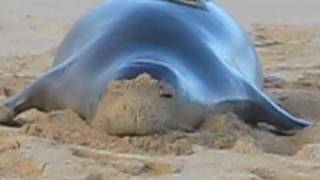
[0,0,310,133]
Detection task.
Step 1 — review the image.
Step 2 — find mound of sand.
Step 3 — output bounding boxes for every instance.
[92,74,204,136]
[91,74,178,136]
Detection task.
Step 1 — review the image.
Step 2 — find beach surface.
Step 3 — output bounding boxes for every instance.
[0,0,320,179]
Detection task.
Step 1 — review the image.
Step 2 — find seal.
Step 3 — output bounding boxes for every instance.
[0,0,310,134]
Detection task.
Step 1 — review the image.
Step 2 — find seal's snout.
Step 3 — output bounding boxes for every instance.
[92,74,178,135]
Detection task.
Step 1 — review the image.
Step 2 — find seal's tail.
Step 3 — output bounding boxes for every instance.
[245,83,310,132]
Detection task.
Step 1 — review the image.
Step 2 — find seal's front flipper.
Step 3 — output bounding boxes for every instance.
[0,63,69,126]
[0,104,17,126]
[0,82,42,126]
[246,84,310,133]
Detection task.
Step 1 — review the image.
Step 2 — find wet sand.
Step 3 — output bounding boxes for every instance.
[1,0,320,179]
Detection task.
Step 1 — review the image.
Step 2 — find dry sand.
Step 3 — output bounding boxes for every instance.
[1,0,320,179]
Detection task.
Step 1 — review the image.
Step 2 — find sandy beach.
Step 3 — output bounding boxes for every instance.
[1,0,320,179]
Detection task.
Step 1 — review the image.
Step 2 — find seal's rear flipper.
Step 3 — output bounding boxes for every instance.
[246,84,310,133]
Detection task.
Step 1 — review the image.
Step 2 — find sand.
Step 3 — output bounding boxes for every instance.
[1,0,320,179]
[216,0,320,26]
[92,74,179,136]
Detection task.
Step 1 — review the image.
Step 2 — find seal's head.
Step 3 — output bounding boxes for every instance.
[92,74,178,135]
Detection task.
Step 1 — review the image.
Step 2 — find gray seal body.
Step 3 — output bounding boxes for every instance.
[1,0,309,131]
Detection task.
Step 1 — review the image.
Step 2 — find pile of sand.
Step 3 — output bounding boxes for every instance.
[91,74,179,136]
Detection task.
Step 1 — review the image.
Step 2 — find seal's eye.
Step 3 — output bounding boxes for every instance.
[159,84,174,98]
[166,0,206,9]
[160,93,173,98]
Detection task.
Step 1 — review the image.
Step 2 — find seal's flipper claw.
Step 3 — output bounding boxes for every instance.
[0,104,19,126]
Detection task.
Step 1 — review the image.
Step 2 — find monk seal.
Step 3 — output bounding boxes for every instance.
[0,0,310,134]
